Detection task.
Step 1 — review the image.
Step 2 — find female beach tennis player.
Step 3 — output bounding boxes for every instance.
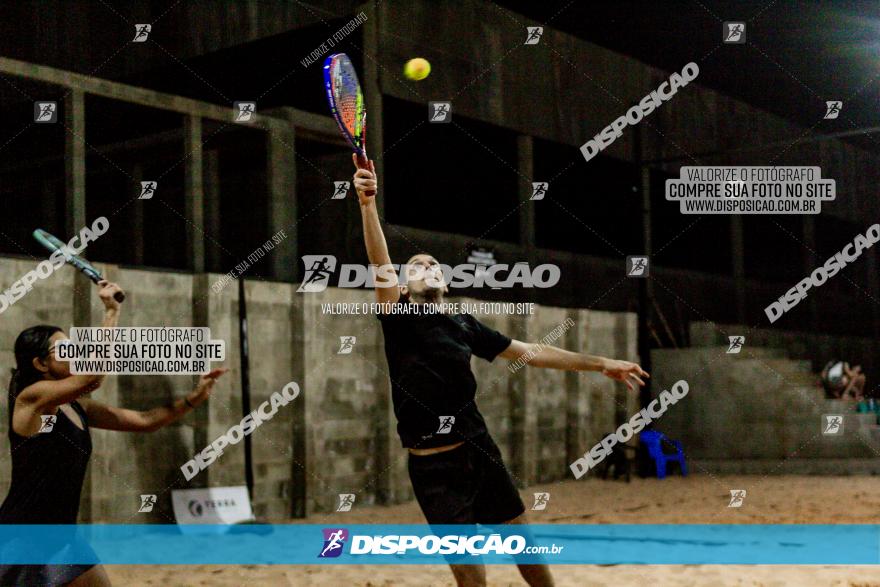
[0,280,227,587]
[353,156,648,587]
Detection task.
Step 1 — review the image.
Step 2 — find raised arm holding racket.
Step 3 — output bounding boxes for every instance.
[336,52,649,587]
[33,228,125,302]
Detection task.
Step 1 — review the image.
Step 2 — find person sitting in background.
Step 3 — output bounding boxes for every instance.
[821,360,866,400]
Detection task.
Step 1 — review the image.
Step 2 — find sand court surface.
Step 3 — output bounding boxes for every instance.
[107,475,880,586]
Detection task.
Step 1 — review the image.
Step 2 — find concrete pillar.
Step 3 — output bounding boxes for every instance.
[65,90,86,238]
[184,115,204,273]
[517,135,537,272]
[802,217,819,330]
[867,251,880,338]
[730,215,746,324]
[267,126,297,281]
[131,163,145,265]
[637,163,653,396]
[508,312,537,486]
[65,89,93,519]
[40,178,57,234]
[289,295,308,515]
[65,91,92,355]
[372,360,395,505]
[190,274,212,489]
[203,150,222,272]
[564,309,581,465]
[361,1,386,217]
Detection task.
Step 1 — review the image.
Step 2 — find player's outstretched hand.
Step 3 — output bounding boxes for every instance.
[601,359,650,391]
[189,368,229,406]
[352,153,377,205]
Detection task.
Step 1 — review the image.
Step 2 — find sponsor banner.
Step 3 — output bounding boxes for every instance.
[171,487,254,526]
[0,525,877,564]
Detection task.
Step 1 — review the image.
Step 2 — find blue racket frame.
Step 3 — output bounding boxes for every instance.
[33,228,125,302]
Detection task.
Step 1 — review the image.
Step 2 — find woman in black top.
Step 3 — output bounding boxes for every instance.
[353,157,649,587]
[0,280,227,586]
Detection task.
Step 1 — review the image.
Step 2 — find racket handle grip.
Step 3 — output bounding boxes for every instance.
[85,270,126,303]
[355,152,376,198]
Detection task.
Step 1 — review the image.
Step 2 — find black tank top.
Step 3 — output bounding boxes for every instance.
[0,401,92,524]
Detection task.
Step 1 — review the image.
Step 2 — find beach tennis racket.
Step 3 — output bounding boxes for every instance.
[323,52,375,196]
[33,228,125,302]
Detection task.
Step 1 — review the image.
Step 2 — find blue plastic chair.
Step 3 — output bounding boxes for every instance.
[640,430,687,479]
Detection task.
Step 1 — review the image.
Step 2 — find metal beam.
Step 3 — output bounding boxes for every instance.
[0,56,328,134]
[644,126,880,166]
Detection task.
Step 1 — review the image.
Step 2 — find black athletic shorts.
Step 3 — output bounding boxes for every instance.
[407,432,525,525]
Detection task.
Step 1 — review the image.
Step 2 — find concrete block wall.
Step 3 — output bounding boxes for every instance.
[0,256,637,521]
[689,321,880,379]
[651,346,880,473]
[225,279,299,520]
[299,287,388,514]
[87,266,197,524]
[524,306,570,485]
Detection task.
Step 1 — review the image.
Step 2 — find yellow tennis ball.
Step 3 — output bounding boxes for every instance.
[404,58,431,81]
